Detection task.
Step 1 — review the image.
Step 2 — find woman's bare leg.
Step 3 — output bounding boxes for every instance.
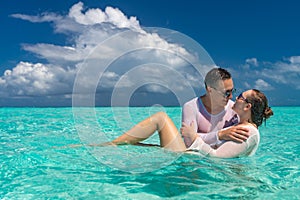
[112,112,186,152]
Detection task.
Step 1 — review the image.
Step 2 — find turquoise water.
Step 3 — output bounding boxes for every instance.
[1,107,299,199]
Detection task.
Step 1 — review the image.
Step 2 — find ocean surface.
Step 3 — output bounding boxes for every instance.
[1,106,299,199]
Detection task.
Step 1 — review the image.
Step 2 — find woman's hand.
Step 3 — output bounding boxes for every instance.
[180,121,198,144]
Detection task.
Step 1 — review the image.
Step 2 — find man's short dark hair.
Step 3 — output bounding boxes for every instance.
[204,68,232,88]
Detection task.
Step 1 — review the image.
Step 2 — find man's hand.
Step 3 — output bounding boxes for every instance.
[218,125,250,143]
[180,121,198,143]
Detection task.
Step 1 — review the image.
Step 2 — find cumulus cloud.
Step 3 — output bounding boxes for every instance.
[11,2,194,66]
[229,56,300,92]
[0,62,75,97]
[68,2,141,30]
[6,1,299,107]
[2,2,209,106]
[254,79,274,91]
[12,2,144,63]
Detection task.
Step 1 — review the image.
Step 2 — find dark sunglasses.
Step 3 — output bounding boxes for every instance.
[237,93,250,103]
[213,87,236,98]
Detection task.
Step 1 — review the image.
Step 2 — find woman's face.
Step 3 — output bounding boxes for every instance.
[232,90,253,115]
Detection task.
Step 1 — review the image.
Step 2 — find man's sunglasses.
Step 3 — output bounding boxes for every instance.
[212,87,236,98]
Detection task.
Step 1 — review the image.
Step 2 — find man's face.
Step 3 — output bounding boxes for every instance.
[210,78,234,106]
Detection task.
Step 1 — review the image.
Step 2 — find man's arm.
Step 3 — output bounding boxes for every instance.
[218,125,250,143]
[197,125,250,146]
[181,123,256,158]
[183,123,250,148]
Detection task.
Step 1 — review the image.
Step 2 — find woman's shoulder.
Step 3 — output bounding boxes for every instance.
[239,124,259,136]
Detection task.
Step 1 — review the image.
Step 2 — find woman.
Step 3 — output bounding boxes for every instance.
[111,89,273,158]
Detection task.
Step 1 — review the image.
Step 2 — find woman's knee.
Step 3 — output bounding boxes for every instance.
[152,112,171,128]
[153,112,169,122]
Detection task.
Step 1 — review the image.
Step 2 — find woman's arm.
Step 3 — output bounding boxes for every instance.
[188,136,249,158]
[181,123,258,158]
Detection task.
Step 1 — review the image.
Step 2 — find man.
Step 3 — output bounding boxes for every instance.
[182,67,249,148]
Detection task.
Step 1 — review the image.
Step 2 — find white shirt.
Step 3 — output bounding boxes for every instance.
[187,124,260,158]
[182,97,238,147]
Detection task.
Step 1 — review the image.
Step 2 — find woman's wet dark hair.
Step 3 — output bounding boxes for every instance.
[247,89,274,127]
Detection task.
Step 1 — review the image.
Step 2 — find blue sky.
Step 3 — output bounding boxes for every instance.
[0,0,300,106]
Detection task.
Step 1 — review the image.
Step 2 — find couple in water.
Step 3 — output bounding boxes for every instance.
[109,68,273,158]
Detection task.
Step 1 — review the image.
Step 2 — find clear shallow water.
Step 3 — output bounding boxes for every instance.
[1,107,299,199]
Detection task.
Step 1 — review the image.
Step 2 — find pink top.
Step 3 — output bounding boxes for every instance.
[182,97,238,148]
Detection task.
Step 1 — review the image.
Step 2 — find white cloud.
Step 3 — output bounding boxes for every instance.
[0,62,75,97]
[22,43,84,62]
[245,58,258,66]
[12,2,193,66]
[10,13,62,23]
[289,56,300,64]
[230,57,300,92]
[98,71,121,89]
[260,60,300,86]
[105,7,140,30]
[68,2,106,25]
[254,79,274,91]
[5,1,300,106]
[4,1,207,103]
[68,2,140,31]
